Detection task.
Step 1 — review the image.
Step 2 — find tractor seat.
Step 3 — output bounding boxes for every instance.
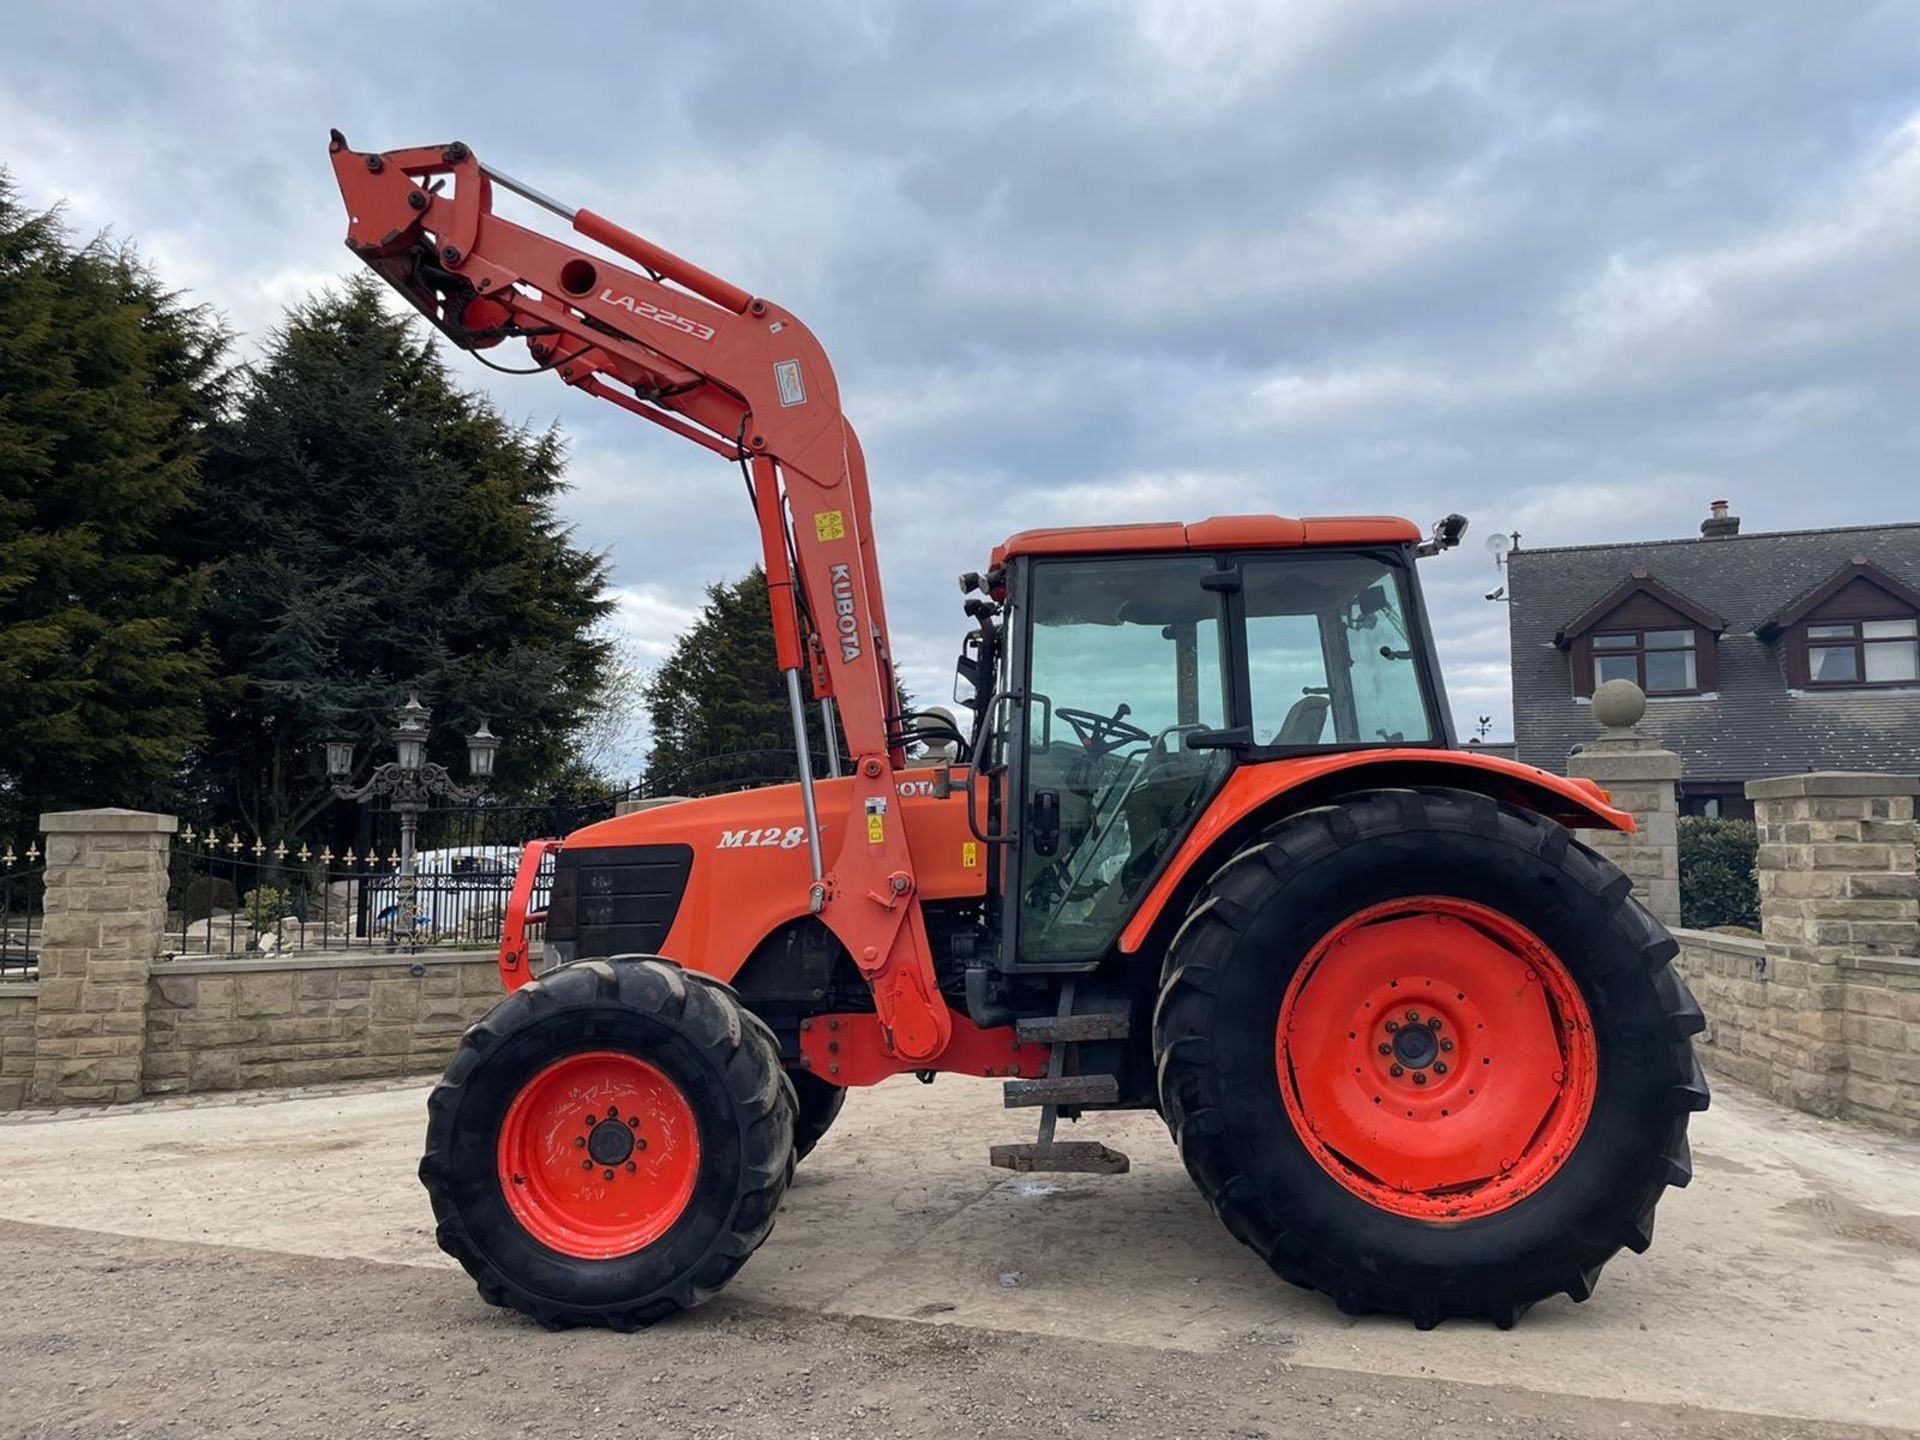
[1275,694,1330,746]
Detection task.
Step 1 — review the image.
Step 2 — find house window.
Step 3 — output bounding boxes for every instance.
[1805,618,1919,687]
[1591,628,1699,694]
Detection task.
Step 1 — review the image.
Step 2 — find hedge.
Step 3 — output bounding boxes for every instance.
[1678,816,1760,931]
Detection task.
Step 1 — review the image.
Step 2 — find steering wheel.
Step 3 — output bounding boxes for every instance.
[1056,703,1153,758]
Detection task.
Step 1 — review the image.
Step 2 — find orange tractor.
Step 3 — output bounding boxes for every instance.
[329,133,1707,1332]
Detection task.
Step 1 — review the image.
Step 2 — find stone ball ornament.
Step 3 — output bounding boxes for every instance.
[1592,678,1648,730]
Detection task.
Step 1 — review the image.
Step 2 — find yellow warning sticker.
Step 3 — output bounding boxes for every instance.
[814,510,846,542]
[962,841,978,868]
[867,814,885,844]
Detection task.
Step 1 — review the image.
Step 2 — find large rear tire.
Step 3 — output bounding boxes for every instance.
[1153,788,1707,1329]
[421,956,795,1330]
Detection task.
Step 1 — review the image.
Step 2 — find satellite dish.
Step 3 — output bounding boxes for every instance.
[1485,532,1512,558]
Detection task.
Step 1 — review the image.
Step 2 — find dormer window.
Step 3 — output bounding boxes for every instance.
[1761,560,1920,691]
[1556,573,1724,700]
[1805,618,1918,687]
[1591,628,1699,694]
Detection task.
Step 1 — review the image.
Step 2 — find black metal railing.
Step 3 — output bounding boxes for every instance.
[166,828,555,959]
[161,747,837,962]
[1,842,45,977]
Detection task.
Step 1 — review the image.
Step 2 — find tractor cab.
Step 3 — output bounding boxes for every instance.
[958,516,1454,969]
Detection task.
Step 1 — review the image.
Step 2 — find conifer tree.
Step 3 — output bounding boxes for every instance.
[188,275,613,840]
[640,566,915,795]
[0,174,226,839]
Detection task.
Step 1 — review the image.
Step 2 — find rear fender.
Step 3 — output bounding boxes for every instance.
[1118,749,1633,955]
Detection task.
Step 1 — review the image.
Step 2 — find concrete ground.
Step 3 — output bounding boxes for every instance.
[2,1074,1916,1438]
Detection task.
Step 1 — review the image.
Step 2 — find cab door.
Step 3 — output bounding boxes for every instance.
[1007,554,1233,965]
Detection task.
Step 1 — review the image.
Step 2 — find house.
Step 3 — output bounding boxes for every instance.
[1506,502,1920,818]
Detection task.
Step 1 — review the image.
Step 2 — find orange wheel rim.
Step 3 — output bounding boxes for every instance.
[497,1051,700,1258]
[1275,896,1596,1221]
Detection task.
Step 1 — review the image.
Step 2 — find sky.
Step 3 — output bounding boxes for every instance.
[6,0,1918,761]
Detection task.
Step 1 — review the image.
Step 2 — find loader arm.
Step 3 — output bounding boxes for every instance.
[327,132,949,1061]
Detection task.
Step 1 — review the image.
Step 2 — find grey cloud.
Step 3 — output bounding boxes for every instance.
[6,0,1917,746]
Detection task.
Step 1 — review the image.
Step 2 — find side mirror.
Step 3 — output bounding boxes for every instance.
[953,632,982,704]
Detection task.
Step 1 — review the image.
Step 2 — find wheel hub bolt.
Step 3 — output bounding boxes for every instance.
[603,1169,616,1181]
[1389,1064,1404,1077]
[1434,1062,1448,1075]
[625,1162,636,1173]
[1427,1017,1442,1030]
[1406,1010,1420,1023]
[573,1136,585,1148]
[581,1160,592,1171]
[1440,1039,1454,1052]
[1377,1043,1392,1055]
[1385,1020,1399,1033]
[1414,1073,1428,1085]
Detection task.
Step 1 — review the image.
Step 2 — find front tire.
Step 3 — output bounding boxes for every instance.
[421,956,795,1330]
[1153,788,1707,1328]
[789,1069,847,1160]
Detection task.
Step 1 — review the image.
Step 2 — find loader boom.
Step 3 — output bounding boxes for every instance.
[327,133,950,1061]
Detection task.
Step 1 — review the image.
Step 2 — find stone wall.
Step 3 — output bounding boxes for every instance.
[1669,771,1920,1136]
[31,810,174,1104]
[1837,955,1920,1133]
[0,982,37,1110]
[1673,928,1832,1109]
[144,951,502,1095]
[1675,931,1920,1135]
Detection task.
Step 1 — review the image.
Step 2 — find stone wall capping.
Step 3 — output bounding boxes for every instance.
[1745,773,1920,800]
[38,808,180,835]
[1671,927,1768,957]
[155,950,497,976]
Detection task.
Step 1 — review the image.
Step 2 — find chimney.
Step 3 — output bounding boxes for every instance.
[1700,498,1740,539]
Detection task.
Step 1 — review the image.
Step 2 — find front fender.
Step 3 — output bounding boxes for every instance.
[1118,749,1633,955]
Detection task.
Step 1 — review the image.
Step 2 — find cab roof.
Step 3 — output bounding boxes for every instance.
[991,515,1421,567]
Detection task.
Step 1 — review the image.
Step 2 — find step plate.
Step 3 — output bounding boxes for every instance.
[1014,1012,1132,1045]
[1002,1074,1120,1108]
[989,1141,1131,1175]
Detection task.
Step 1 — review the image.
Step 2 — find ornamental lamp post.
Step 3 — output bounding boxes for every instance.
[466,720,501,781]
[325,693,501,950]
[324,738,356,780]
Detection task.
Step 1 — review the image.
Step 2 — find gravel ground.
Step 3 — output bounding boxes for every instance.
[4,1219,1903,1440]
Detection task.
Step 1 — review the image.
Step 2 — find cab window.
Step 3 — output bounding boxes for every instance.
[1243,555,1432,747]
